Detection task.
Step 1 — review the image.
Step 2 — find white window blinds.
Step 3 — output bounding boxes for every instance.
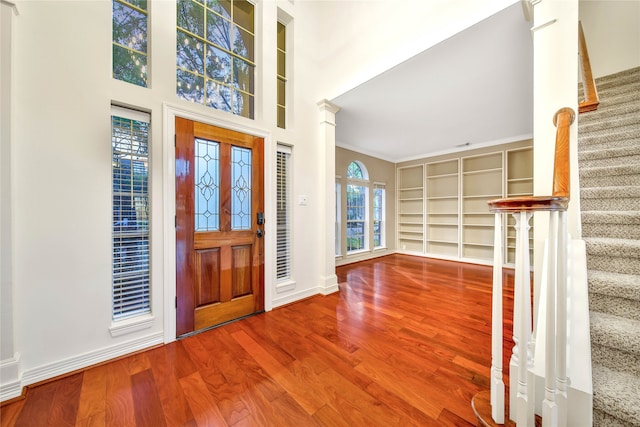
[111,106,151,320]
[276,145,291,282]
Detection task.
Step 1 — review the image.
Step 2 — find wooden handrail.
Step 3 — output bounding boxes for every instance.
[578,21,599,113]
[488,107,575,213]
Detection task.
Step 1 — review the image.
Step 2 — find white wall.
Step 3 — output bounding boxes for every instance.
[314,0,519,100]
[3,0,330,397]
[579,0,640,78]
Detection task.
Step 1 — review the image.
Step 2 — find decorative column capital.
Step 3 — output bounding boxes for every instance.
[317,99,340,127]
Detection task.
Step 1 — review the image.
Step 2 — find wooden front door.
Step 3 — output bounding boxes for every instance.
[175,118,264,336]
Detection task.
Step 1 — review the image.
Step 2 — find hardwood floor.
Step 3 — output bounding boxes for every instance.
[0,254,515,426]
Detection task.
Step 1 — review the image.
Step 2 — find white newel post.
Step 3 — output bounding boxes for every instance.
[512,211,535,427]
[556,210,568,427]
[491,212,505,424]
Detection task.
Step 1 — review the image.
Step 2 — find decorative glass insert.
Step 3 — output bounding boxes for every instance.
[176,0,255,118]
[373,185,385,248]
[113,0,148,87]
[277,21,286,128]
[111,107,150,321]
[276,146,291,281]
[231,146,252,230]
[194,138,220,231]
[346,184,367,252]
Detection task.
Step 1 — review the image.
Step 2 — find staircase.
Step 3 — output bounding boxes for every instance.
[578,66,640,427]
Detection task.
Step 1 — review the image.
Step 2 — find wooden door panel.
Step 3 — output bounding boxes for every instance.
[176,118,264,336]
[232,245,252,298]
[194,248,221,306]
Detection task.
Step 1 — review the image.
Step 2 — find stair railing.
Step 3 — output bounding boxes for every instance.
[473,107,575,426]
[578,22,599,113]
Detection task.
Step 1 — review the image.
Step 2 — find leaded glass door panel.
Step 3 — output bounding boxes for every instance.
[176,118,264,336]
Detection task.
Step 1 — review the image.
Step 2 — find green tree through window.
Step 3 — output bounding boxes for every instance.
[176,0,255,118]
[113,0,148,87]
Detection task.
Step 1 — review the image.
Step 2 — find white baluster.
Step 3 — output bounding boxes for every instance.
[514,211,535,427]
[491,212,505,424]
[556,211,568,427]
[543,211,558,427]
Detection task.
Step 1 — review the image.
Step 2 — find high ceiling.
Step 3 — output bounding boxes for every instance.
[332,3,534,163]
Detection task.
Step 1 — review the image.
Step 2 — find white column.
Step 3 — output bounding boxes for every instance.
[491,212,505,424]
[0,0,21,402]
[556,210,568,426]
[317,100,340,294]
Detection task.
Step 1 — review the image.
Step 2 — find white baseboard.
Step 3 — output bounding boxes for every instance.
[319,274,338,295]
[0,353,21,402]
[5,332,163,402]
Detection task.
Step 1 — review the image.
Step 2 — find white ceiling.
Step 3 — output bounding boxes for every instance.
[332,3,534,163]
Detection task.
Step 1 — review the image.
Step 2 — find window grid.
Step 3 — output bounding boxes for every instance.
[346,184,367,252]
[176,0,255,118]
[111,108,150,321]
[335,180,341,256]
[277,21,286,128]
[276,146,291,281]
[112,0,149,87]
[373,184,385,248]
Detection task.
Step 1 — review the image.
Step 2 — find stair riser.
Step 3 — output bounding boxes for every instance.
[579,132,640,147]
[587,255,640,275]
[583,223,640,239]
[580,117,640,134]
[581,197,640,211]
[579,153,640,168]
[590,294,640,322]
[593,409,630,427]
[592,342,640,376]
[578,102,640,126]
[580,174,640,188]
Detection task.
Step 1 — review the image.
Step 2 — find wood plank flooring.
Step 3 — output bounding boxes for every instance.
[0,254,515,426]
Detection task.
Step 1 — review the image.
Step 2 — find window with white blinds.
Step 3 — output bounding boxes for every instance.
[111,106,151,321]
[276,145,291,282]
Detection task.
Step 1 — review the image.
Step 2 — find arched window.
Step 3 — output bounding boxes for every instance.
[346,161,369,253]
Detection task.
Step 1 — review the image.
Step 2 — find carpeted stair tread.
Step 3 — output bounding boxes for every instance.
[590,292,640,322]
[590,311,640,356]
[580,163,640,177]
[581,186,640,197]
[579,101,640,123]
[579,145,640,162]
[592,66,640,88]
[592,341,640,376]
[592,364,640,426]
[588,270,640,301]
[579,114,640,134]
[582,211,640,239]
[579,128,640,147]
[584,237,640,259]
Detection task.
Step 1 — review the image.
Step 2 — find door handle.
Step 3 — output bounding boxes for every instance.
[257,229,264,238]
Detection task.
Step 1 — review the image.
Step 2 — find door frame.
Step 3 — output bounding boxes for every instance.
[162,104,274,343]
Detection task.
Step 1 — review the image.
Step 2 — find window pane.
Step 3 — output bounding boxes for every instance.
[233,25,254,61]
[177,69,205,104]
[206,10,231,49]
[177,31,205,75]
[231,146,252,230]
[177,0,205,38]
[206,81,232,112]
[207,0,231,19]
[346,184,367,252]
[233,0,254,33]
[112,112,150,321]
[112,0,148,87]
[194,139,220,231]
[205,44,231,81]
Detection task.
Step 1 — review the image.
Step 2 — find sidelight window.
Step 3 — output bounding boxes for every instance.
[111,106,150,320]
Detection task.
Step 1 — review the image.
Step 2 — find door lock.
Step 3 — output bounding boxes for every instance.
[257,229,264,238]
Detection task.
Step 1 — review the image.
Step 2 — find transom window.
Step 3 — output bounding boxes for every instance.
[112,0,148,87]
[176,0,255,118]
[277,21,286,128]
